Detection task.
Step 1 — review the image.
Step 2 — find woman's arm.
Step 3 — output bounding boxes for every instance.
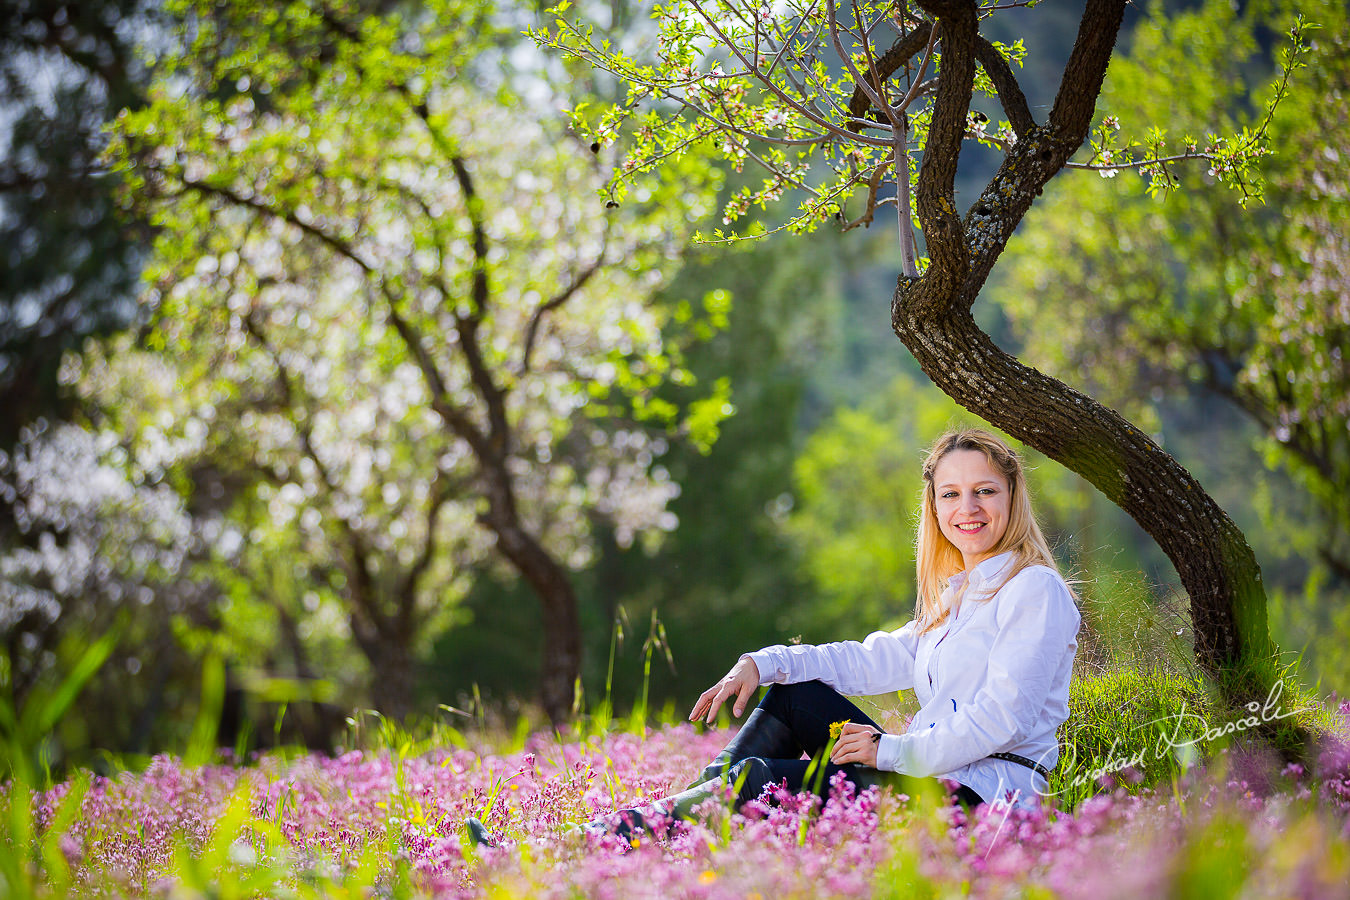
[873,568,1079,776]
[689,620,923,723]
[745,619,923,697]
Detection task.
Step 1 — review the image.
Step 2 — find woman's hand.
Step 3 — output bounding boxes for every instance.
[689,656,761,724]
[830,722,882,767]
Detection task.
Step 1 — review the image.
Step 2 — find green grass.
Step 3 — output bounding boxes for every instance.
[1053,666,1216,806]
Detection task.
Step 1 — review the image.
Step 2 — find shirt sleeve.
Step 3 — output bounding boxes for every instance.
[873,568,1080,776]
[744,619,922,696]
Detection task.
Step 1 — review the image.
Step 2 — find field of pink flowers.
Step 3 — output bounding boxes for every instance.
[8,701,1350,899]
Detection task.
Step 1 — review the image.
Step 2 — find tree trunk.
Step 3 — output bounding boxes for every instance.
[887,0,1284,717]
[891,304,1275,680]
[488,516,583,729]
[365,636,418,723]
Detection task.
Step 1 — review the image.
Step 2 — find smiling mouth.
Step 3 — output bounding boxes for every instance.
[956,523,986,533]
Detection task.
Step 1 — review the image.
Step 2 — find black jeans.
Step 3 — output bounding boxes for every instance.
[729,680,985,809]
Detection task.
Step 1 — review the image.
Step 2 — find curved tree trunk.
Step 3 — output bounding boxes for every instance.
[891,305,1275,676]
[889,0,1281,710]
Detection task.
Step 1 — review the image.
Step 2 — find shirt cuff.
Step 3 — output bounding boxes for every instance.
[742,650,781,686]
[875,733,904,772]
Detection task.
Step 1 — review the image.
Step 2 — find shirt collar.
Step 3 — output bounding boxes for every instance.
[946,551,1016,593]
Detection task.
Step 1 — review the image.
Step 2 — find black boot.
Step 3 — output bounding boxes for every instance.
[467,775,738,851]
[464,816,499,848]
[585,771,743,844]
[689,708,797,788]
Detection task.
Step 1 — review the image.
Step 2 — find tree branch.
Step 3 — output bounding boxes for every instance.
[948,0,1128,307]
[1048,0,1128,140]
[683,0,868,141]
[974,35,1035,137]
[173,170,492,459]
[840,160,894,231]
[396,464,460,633]
[240,310,390,644]
[177,173,375,271]
[828,2,898,130]
[763,0,821,79]
[897,23,941,113]
[378,297,493,457]
[846,22,935,128]
[521,234,609,375]
[448,156,491,321]
[442,154,514,457]
[911,0,977,296]
[854,0,901,131]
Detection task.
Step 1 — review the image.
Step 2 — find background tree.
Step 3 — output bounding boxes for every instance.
[428,223,858,709]
[540,0,1315,717]
[99,0,726,725]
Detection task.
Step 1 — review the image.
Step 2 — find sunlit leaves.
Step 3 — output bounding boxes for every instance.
[535,0,1306,255]
[1077,11,1315,203]
[533,0,923,240]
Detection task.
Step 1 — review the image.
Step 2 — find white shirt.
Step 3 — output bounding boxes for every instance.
[745,552,1080,810]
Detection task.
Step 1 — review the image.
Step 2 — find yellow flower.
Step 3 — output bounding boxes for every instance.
[829,720,850,740]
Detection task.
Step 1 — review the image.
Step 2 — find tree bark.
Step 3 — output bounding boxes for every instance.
[365,636,418,723]
[476,463,582,729]
[884,0,1281,706]
[501,525,582,729]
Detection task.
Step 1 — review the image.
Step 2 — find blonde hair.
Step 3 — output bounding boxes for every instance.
[914,428,1065,634]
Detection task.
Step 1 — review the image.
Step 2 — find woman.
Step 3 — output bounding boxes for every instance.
[470,428,1079,846]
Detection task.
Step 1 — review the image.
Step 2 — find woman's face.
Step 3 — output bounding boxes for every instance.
[932,448,1011,570]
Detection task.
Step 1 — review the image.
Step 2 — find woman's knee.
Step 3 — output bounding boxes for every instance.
[760,679,842,714]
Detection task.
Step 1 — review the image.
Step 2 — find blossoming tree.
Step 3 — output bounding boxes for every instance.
[537,0,1313,711]
[99,0,728,724]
